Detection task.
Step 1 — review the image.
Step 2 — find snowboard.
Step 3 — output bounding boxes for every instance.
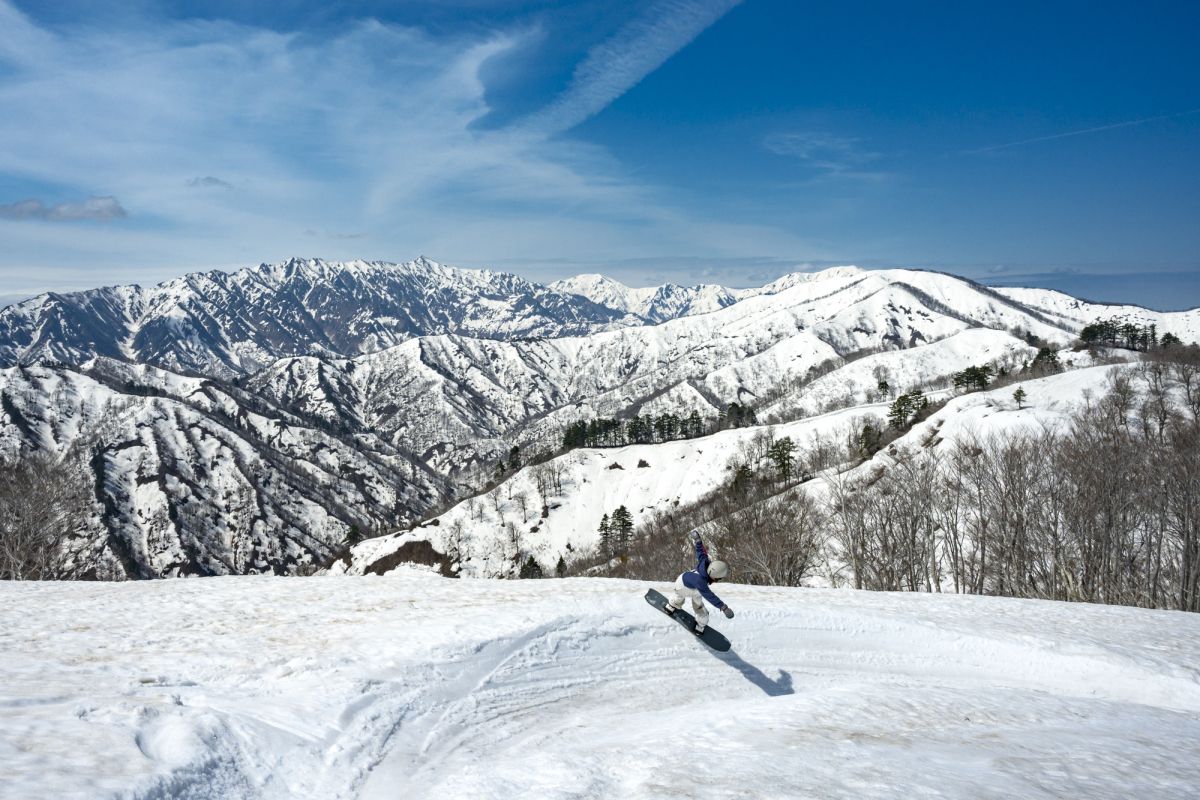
[644,588,731,652]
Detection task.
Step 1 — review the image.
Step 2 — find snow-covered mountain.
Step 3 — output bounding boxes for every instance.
[5,258,1200,579]
[0,257,637,378]
[249,267,1086,476]
[550,273,739,322]
[994,285,1200,339]
[5,574,1199,798]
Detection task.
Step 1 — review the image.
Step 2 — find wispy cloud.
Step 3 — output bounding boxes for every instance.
[0,0,817,289]
[516,0,743,137]
[964,108,1200,155]
[187,176,234,190]
[762,131,886,181]
[0,196,127,221]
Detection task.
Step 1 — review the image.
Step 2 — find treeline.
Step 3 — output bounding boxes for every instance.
[578,351,1200,613]
[1080,318,1185,351]
[561,402,756,450]
[828,359,1200,610]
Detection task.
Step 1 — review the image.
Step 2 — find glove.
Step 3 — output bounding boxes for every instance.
[689,530,701,543]
[722,606,734,619]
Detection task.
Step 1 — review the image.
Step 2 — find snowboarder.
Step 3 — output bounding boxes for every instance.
[663,530,734,633]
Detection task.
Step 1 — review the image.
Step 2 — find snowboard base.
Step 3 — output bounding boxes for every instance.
[644,588,731,652]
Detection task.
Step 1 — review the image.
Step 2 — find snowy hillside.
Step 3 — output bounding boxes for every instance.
[995,285,1200,340]
[3,574,1198,799]
[0,359,446,578]
[344,363,1117,579]
[0,257,635,377]
[251,269,1082,476]
[4,258,1200,579]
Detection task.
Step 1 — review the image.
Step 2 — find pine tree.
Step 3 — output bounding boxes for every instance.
[556,554,567,578]
[598,513,611,555]
[767,437,797,482]
[509,445,522,470]
[1013,387,1027,409]
[519,555,544,579]
[610,506,634,553]
[731,463,754,495]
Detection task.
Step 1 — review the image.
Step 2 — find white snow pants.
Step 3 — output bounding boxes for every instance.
[669,575,709,628]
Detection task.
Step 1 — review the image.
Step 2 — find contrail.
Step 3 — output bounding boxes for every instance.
[964,107,1200,155]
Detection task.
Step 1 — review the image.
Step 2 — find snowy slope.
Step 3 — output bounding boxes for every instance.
[342,404,883,578]
[253,270,1072,476]
[994,285,1200,341]
[3,575,1198,799]
[0,360,447,578]
[345,363,1120,579]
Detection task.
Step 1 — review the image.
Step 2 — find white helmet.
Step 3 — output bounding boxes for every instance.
[707,560,730,580]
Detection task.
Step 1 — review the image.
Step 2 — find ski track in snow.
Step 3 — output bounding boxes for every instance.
[2,574,1200,799]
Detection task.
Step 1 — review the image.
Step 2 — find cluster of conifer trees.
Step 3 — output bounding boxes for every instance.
[561,403,757,450]
[1079,318,1183,351]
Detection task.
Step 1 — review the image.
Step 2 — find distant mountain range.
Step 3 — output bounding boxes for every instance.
[0,257,637,377]
[2,257,1198,578]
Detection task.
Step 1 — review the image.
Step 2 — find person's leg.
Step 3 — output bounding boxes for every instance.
[666,575,688,611]
[691,597,709,631]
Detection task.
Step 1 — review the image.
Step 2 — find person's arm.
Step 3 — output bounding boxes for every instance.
[697,582,725,609]
[689,529,709,572]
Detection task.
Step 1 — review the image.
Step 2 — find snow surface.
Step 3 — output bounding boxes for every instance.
[2,574,1199,799]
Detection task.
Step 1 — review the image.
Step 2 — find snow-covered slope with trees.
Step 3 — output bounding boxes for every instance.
[5,258,1200,580]
[994,285,1200,340]
[250,269,1079,476]
[3,574,1198,799]
[342,364,1119,580]
[0,359,446,578]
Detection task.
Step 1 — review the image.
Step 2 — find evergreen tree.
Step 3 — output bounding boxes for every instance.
[508,445,522,470]
[731,463,754,495]
[519,555,544,579]
[1013,387,1027,409]
[888,390,927,430]
[767,437,797,482]
[888,393,914,429]
[556,554,567,578]
[1029,347,1061,374]
[952,365,993,391]
[598,513,611,555]
[856,421,883,458]
[610,506,634,553]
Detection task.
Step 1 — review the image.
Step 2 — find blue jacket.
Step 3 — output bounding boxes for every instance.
[682,538,725,610]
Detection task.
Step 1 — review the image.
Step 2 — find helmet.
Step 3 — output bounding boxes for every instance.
[707,560,730,580]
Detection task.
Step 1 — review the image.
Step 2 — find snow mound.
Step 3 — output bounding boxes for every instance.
[2,576,1199,799]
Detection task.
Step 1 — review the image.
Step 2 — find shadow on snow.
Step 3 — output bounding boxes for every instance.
[710,648,794,697]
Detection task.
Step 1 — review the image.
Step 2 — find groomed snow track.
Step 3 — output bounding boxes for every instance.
[3,574,1200,799]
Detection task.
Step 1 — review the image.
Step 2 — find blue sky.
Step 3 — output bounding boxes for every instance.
[0,1,1197,308]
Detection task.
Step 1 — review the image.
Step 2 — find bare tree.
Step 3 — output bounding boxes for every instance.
[0,451,93,580]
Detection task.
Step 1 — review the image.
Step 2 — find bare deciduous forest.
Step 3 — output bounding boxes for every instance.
[579,351,1200,613]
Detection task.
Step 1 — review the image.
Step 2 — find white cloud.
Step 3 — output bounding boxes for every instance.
[516,0,743,137]
[762,131,886,181]
[0,0,813,290]
[0,196,127,221]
